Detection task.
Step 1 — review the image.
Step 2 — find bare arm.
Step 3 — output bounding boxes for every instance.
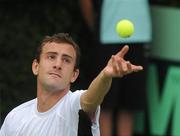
[80,45,143,113]
[79,0,95,31]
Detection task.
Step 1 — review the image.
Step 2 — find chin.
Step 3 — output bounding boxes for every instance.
[44,84,64,92]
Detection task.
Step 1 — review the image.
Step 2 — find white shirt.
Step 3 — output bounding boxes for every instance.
[0,90,100,136]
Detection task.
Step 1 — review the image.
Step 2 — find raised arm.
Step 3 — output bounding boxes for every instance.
[80,45,143,114]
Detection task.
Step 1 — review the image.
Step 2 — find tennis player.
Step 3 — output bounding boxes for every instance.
[0,33,142,136]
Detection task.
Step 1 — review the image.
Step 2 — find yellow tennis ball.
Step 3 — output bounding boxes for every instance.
[116,19,134,38]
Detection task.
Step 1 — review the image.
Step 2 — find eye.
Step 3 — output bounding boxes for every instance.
[63,58,71,63]
[48,55,56,60]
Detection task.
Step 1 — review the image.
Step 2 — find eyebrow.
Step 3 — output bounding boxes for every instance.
[45,51,73,60]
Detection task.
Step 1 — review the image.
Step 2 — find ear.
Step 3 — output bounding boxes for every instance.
[32,59,39,76]
[71,69,79,83]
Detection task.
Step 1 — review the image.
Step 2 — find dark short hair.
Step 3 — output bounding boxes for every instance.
[35,33,81,69]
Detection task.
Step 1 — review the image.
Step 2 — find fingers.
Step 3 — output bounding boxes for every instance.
[124,62,143,74]
[111,55,143,77]
[106,45,143,78]
[116,45,129,58]
[131,65,143,72]
[111,55,129,76]
[112,55,120,72]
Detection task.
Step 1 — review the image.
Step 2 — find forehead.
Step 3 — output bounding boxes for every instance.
[42,42,76,57]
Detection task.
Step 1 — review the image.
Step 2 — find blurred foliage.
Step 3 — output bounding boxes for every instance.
[0,1,95,123]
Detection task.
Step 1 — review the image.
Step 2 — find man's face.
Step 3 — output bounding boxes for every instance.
[32,42,79,92]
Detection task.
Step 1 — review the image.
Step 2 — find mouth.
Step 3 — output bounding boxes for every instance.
[49,72,61,78]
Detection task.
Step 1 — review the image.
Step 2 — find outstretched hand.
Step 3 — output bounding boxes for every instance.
[103,45,143,78]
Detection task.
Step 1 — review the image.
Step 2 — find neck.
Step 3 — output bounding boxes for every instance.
[37,87,69,112]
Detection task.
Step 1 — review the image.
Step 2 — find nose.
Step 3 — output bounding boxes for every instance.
[53,58,62,70]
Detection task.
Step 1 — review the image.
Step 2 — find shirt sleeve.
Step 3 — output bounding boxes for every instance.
[0,109,17,136]
[0,119,7,136]
[91,106,100,136]
[70,90,85,114]
[70,90,100,135]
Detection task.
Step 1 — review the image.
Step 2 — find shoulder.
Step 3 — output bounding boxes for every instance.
[67,90,86,101]
[11,99,36,113]
[0,99,36,134]
[70,90,86,96]
[62,90,85,104]
[6,99,36,120]
[60,90,86,111]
